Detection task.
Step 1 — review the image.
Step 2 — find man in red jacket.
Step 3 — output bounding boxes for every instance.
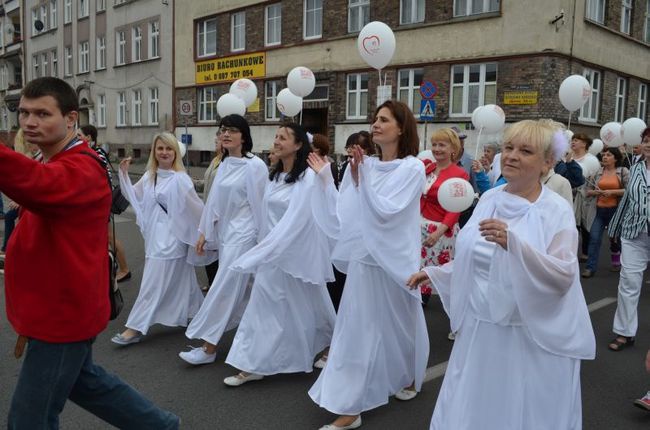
[1,77,179,429]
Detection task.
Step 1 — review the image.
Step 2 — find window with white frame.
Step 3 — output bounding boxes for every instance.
[231,12,245,52]
[454,0,499,17]
[0,65,8,90]
[50,0,57,29]
[79,0,89,18]
[586,0,605,23]
[348,0,370,32]
[645,0,650,43]
[117,92,126,126]
[97,94,106,127]
[96,36,106,69]
[621,0,632,34]
[196,18,217,58]
[346,73,368,119]
[0,107,7,131]
[304,0,323,39]
[32,55,39,79]
[265,4,282,46]
[97,0,106,12]
[132,89,142,126]
[32,9,41,36]
[198,86,218,122]
[64,0,72,24]
[40,4,48,30]
[64,46,72,76]
[149,87,159,125]
[149,21,159,58]
[615,77,627,122]
[401,0,425,24]
[450,63,497,116]
[398,69,424,115]
[639,83,648,120]
[579,68,601,122]
[132,26,142,62]
[51,50,58,77]
[116,31,126,65]
[265,81,281,121]
[78,41,89,73]
[41,53,49,76]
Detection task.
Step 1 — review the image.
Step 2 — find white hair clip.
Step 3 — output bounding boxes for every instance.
[306,132,314,144]
[552,130,569,161]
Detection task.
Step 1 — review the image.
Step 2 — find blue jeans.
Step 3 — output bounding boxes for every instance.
[586,206,618,272]
[8,338,179,430]
[2,207,18,251]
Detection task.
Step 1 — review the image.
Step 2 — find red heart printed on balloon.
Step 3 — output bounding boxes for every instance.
[362,36,380,55]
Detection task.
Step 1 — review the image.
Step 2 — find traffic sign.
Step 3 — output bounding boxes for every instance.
[419,81,438,99]
[179,100,193,116]
[181,134,192,145]
[420,100,436,121]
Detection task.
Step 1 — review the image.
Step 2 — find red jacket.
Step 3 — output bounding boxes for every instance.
[420,160,469,229]
[0,142,111,342]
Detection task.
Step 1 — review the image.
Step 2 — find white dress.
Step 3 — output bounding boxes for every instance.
[308,156,429,416]
[225,170,336,375]
[119,168,205,334]
[185,156,267,345]
[425,185,596,430]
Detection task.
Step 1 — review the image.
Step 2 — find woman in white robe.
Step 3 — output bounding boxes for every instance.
[308,100,428,430]
[111,133,205,345]
[408,119,596,430]
[179,115,267,365]
[223,123,336,385]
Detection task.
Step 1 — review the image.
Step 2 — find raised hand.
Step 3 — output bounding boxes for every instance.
[307,152,328,174]
[119,157,132,174]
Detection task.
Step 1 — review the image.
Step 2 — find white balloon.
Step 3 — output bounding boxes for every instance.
[438,178,476,213]
[600,122,623,148]
[581,155,601,178]
[217,93,246,117]
[276,88,302,117]
[471,106,484,129]
[565,129,574,141]
[621,117,647,146]
[287,66,316,98]
[177,141,186,158]
[417,150,434,162]
[588,139,603,156]
[229,79,258,107]
[559,75,591,112]
[357,21,396,70]
[474,104,506,134]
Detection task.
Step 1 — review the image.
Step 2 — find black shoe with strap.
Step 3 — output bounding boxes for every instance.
[608,336,635,351]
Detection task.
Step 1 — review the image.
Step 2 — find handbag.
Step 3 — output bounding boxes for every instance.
[111,185,130,215]
[108,245,124,320]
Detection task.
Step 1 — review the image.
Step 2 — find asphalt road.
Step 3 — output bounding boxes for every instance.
[1,211,650,429]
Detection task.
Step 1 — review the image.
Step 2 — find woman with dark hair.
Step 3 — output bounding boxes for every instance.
[582,147,628,277]
[308,100,428,430]
[569,133,599,260]
[312,133,339,189]
[222,122,336,386]
[338,131,373,184]
[179,115,267,365]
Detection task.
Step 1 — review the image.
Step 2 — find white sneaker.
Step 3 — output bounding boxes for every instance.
[223,373,264,387]
[447,331,456,341]
[319,416,362,430]
[178,346,216,365]
[395,388,418,401]
[314,357,327,369]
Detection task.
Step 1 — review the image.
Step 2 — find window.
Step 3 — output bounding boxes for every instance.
[231,12,245,52]
[304,84,329,101]
[50,0,57,29]
[621,0,632,33]
[196,18,217,58]
[97,94,106,127]
[41,53,49,76]
[149,21,160,58]
[64,0,72,24]
[79,0,89,18]
[579,68,601,122]
[32,55,39,79]
[348,0,370,32]
[149,87,159,125]
[0,65,8,89]
[32,9,41,36]
[116,31,126,65]
[586,0,605,23]
[40,4,48,30]
[51,50,58,77]
[304,0,323,39]
[450,63,497,116]
[78,41,89,73]
[265,81,281,121]
[117,92,126,126]
[0,107,7,131]
[132,26,142,62]
[96,36,106,69]
[614,77,627,122]
[265,4,282,46]
[397,69,424,116]
[639,84,648,121]
[454,0,499,17]
[132,89,142,126]
[64,46,72,76]
[198,86,218,122]
[97,0,106,12]
[401,0,425,24]
[346,73,369,119]
[645,0,650,43]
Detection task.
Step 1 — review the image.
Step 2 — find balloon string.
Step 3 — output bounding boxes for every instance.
[567,112,572,132]
[474,127,483,160]
[299,109,303,125]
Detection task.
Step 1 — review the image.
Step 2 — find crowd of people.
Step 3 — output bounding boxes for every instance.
[2,76,650,429]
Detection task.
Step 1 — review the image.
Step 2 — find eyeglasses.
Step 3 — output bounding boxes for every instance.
[219,126,240,135]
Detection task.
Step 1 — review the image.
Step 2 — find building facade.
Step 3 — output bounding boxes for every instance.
[174,0,649,162]
[24,0,173,159]
[0,0,24,145]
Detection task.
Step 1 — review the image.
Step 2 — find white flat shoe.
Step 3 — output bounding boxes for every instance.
[395,388,418,401]
[179,346,216,365]
[318,416,361,430]
[223,373,264,387]
[111,333,142,346]
[313,357,327,369]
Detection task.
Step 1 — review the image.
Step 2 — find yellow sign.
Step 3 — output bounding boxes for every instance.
[248,98,260,113]
[195,52,266,84]
[503,91,538,105]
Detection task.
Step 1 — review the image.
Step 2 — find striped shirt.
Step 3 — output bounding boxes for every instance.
[608,161,649,240]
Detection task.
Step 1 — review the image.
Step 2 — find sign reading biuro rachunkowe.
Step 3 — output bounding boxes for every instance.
[195,52,266,84]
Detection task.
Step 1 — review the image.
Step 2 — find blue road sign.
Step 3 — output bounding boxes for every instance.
[181,134,192,145]
[420,100,436,121]
[419,81,438,99]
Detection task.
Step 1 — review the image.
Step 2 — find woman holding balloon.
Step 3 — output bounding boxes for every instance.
[569,133,599,260]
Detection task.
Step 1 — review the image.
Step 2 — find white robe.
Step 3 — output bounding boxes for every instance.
[185,156,267,345]
[424,185,595,430]
[225,170,336,375]
[308,156,429,416]
[119,168,205,334]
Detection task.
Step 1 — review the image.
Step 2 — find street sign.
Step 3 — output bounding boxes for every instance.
[419,81,438,99]
[420,100,436,121]
[179,100,193,116]
[181,134,192,145]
